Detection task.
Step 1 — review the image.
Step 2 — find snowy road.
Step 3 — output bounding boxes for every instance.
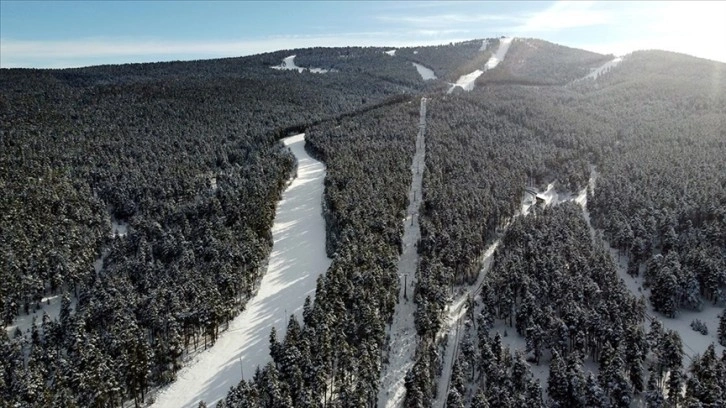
[152,134,331,408]
[377,97,427,408]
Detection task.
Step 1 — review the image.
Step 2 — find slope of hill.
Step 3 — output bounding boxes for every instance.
[1,39,725,408]
[477,38,612,85]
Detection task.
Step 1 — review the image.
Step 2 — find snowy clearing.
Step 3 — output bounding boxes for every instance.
[576,56,623,82]
[448,37,513,94]
[385,49,397,56]
[579,169,725,365]
[111,219,128,237]
[270,55,331,74]
[377,97,428,408]
[152,134,331,408]
[4,293,77,337]
[412,62,437,81]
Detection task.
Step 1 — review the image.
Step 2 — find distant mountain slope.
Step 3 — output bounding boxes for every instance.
[477,38,611,85]
[394,40,485,82]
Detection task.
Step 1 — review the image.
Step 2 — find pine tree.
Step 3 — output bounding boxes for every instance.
[548,350,569,406]
[584,373,609,408]
[643,371,665,408]
[718,312,726,347]
[471,388,489,408]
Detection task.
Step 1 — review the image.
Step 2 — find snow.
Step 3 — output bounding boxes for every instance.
[448,70,485,93]
[521,181,584,216]
[576,56,623,82]
[484,37,513,70]
[413,50,419,55]
[151,133,331,408]
[412,62,437,81]
[112,219,128,237]
[385,49,397,56]
[436,172,597,404]
[434,241,500,408]
[4,294,76,337]
[448,37,513,94]
[579,168,725,365]
[270,55,331,74]
[377,97,428,408]
[479,39,489,52]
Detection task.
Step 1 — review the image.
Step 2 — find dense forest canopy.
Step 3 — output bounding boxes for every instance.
[1,38,725,407]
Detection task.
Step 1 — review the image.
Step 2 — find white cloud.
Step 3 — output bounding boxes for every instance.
[571,1,726,63]
[377,13,517,27]
[513,1,612,33]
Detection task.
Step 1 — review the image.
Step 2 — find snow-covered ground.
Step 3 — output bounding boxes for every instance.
[385,49,397,56]
[377,97,428,408]
[4,205,130,337]
[151,134,331,408]
[577,168,724,364]
[484,37,513,70]
[412,62,437,81]
[434,241,501,408]
[436,174,594,405]
[4,293,77,337]
[270,55,331,74]
[112,219,128,237]
[575,56,623,82]
[479,39,489,52]
[448,37,513,94]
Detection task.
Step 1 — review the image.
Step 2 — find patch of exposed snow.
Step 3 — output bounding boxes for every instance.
[4,294,76,337]
[435,241,500,407]
[479,39,489,52]
[448,37,513,94]
[484,37,513,70]
[448,70,485,93]
[577,56,623,81]
[378,98,428,408]
[111,219,128,237]
[270,55,331,74]
[152,133,332,408]
[412,62,437,81]
[413,50,419,55]
[385,49,397,56]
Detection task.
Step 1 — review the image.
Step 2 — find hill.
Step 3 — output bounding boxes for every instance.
[1,39,725,408]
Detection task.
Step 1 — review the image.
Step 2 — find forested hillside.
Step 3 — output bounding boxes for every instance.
[0,48,423,406]
[2,38,724,408]
[478,38,610,85]
[222,101,419,407]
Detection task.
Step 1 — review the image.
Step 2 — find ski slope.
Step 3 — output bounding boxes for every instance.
[377,97,428,408]
[575,56,623,82]
[412,62,437,80]
[152,134,331,408]
[270,55,331,73]
[448,37,513,93]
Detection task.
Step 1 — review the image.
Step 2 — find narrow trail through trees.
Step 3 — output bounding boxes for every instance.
[377,97,428,408]
[152,134,331,408]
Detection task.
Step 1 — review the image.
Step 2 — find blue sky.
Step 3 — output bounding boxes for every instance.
[2,1,725,68]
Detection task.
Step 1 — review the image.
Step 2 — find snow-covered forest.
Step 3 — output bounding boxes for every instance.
[1,38,725,408]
